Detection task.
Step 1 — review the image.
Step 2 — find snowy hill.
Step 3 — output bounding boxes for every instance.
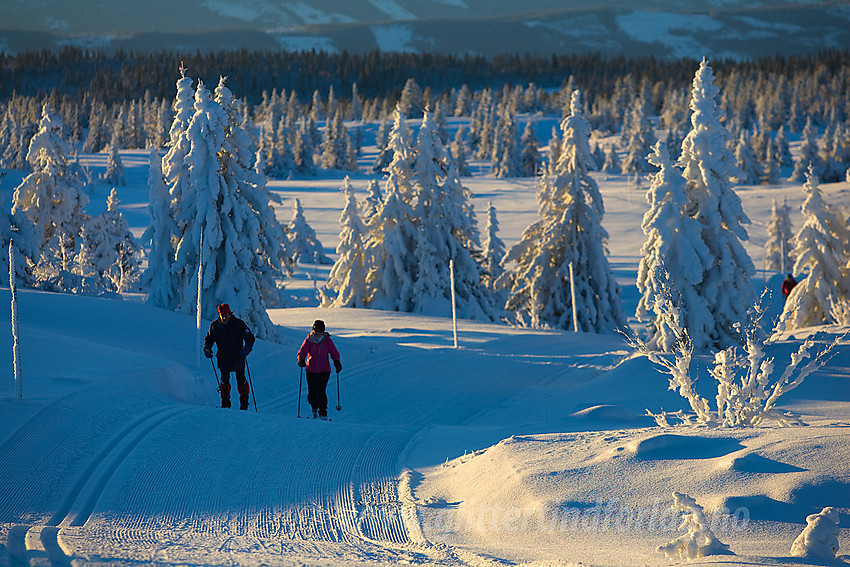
[1,131,850,565]
[1,0,848,59]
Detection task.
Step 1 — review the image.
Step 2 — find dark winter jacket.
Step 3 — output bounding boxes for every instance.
[204,316,255,371]
[297,332,340,373]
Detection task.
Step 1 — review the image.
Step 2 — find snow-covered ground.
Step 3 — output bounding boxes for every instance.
[1,134,849,566]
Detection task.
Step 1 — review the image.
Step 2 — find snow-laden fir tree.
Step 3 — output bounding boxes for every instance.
[288,198,332,265]
[364,106,419,311]
[77,188,141,293]
[102,131,126,185]
[0,190,38,288]
[519,121,541,177]
[490,103,521,178]
[451,125,471,177]
[500,91,625,332]
[620,97,656,175]
[411,109,497,320]
[636,141,714,351]
[171,78,289,338]
[141,146,179,309]
[601,144,621,174]
[763,197,794,274]
[789,118,822,182]
[12,104,89,287]
[361,178,383,221]
[321,177,369,307]
[734,130,762,184]
[482,201,506,296]
[781,167,848,329]
[677,59,755,348]
[293,117,317,175]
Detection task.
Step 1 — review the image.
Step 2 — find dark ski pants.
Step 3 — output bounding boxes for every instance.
[306,371,330,415]
[220,367,250,409]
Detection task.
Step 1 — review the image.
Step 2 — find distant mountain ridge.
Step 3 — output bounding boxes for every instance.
[2,0,847,59]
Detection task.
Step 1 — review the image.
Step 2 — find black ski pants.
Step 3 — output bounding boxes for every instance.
[306,371,330,414]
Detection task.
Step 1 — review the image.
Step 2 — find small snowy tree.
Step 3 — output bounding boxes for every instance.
[763,198,794,274]
[790,507,841,561]
[288,198,332,264]
[789,118,822,183]
[629,290,843,428]
[482,201,506,291]
[657,492,730,560]
[77,188,141,293]
[519,121,541,177]
[781,167,848,329]
[322,177,368,307]
[734,131,762,185]
[101,132,126,186]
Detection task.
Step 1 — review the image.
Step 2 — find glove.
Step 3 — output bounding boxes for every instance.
[297,358,306,368]
[240,344,252,358]
[334,360,342,373]
[204,348,213,359]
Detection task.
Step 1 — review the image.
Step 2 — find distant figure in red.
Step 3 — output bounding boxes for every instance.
[781,273,797,302]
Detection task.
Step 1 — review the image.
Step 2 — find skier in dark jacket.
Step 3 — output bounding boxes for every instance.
[297,320,341,419]
[204,303,255,409]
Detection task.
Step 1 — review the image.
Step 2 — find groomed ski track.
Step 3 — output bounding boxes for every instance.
[0,300,628,567]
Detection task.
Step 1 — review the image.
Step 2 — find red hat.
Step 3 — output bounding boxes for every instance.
[218,303,232,316]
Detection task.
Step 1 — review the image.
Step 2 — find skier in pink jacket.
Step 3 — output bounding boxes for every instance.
[297,320,342,419]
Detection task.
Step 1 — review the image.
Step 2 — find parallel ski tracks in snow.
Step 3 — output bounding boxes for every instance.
[1,393,191,567]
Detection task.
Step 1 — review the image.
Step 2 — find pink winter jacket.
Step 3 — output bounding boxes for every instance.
[297,332,340,373]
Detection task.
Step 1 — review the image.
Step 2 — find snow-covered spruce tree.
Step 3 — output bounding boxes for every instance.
[77,188,141,293]
[677,59,755,349]
[781,167,848,329]
[620,97,656,175]
[601,144,621,174]
[482,201,506,296]
[12,104,89,289]
[288,198,332,265]
[790,507,841,561]
[789,118,822,183]
[490,102,521,178]
[322,177,368,307]
[636,141,714,351]
[734,130,762,185]
[763,197,794,274]
[451,125,472,177]
[0,190,39,288]
[361,178,383,221]
[657,492,730,560]
[411,109,497,320]
[172,78,289,338]
[102,131,126,186]
[519,121,541,177]
[293,117,317,175]
[500,90,625,332]
[364,106,419,312]
[141,146,179,309]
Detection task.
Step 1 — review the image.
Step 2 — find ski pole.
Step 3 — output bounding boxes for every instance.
[297,366,303,418]
[209,357,222,392]
[335,369,342,411]
[245,359,257,413]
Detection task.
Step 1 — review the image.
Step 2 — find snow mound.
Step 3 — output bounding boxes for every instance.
[570,404,643,422]
[720,452,806,474]
[629,434,744,460]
